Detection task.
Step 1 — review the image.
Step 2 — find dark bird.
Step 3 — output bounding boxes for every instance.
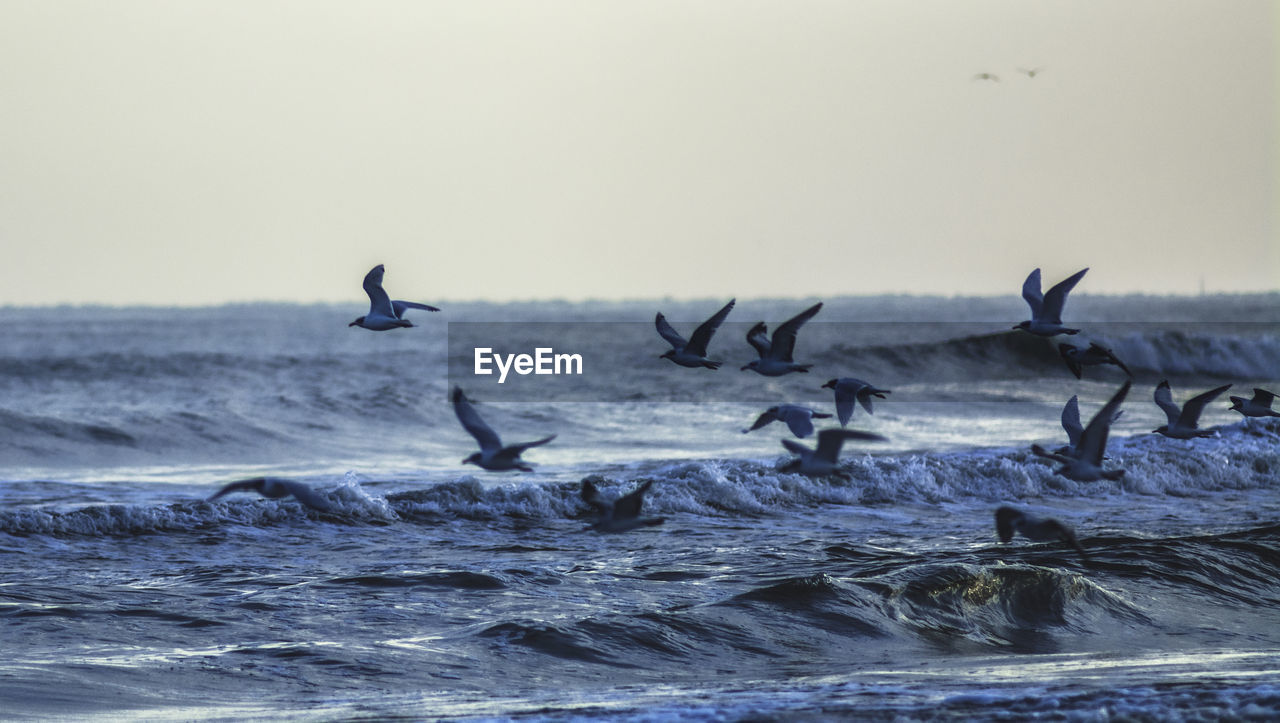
[453,387,555,472]
[655,299,735,369]
[580,478,664,532]
[973,72,1000,82]
[780,428,886,477]
[1229,388,1280,425]
[1017,67,1045,79]
[206,477,333,511]
[742,404,832,438]
[822,378,891,426]
[741,302,823,376]
[1059,341,1132,379]
[1153,380,1231,439]
[1014,267,1088,336]
[349,264,440,330]
[1031,381,1130,481]
[995,506,1086,559]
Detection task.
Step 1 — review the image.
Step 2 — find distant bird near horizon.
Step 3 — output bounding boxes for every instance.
[1059,341,1133,379]
[742,302,823,376]
[822,378,891,426]
[349,264,440,330]
[580,478,664,532]
[1229,388,1280,425]
[742,404,832,439]
[995,506,1086,559]
[1031,380,1130,482]
[973,72,1000,82]
[656,299,735,369]
[1014,267,1089,337]
[1153,380,1231,439]
[780,428,886,477]
[206,477,333,512]
[1017,66,1045,78]
[452,387,555,472]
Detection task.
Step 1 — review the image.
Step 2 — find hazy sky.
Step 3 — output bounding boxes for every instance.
[1,1,1275,306]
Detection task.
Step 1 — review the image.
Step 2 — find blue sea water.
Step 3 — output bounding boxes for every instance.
[1,294,1278,720]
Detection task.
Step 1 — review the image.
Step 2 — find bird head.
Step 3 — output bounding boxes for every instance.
[1152,425,1169,435]
[659,350,675,360]
[821,379,838,390]
[740,360,759,372]
[1013,321,1031,331]
[349,317,365,327]
[462,453,481,466]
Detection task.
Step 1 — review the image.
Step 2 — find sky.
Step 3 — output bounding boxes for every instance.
[1,0,1275,306]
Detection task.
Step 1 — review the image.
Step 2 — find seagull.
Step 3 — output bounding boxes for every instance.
[580,478,665,532]
[1153,380,1231,439]
[742,404,833,438]
[1031,380,1130,481]
[1229,388,1280,425]
[349,264,440,331]
[973,72,1000,82]
[1059,342,1132,379]
[821,378,891,426]
[995,506,1086,559]
[206,477,333,511]
[453,387,555,472]
[1031,394,1125,461]
[741,302,823,376]
[656,299,735,369]
[1017,67,1045,79]
[779,428,886,477]
[1014,267,1088,337]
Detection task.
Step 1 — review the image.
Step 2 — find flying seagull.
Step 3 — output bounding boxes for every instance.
[780,428,886,477]
[741,302,823,376]
[1059,342,1132,379]
[995,506,1086,559]
[206,477,333,512]
[1153,380,1231,439]
[453,387,555,471]
[1031,393,1124,461]
[1017,67,1045,78]
[822,377,891,426]
[349,264,440,331]
[1031,380,1130,481]
[973,72,1000,82]
[1229,388,1280,425]
[656,299,735,369]
[742,404,832,439]
[580,478,665,532]
[1014,267,1088,337]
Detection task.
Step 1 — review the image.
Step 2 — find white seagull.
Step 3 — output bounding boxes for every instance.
[741,302,823,376]
[779,428,886,477]
[1059,342,1132,379]
[206,477,333,512]
[1031,393,1124,461]
[1153,380,1231,439]
[349,264,440,331]
[742,404,833,439]
[995,506,1086,559]
[1229,388,1280,425]
[656,299,735,369]
[821,377,891,426]
[453,387,555,472]
[580,478,665,532]
[1031,380,1130,481]
[1014,267,1088,337]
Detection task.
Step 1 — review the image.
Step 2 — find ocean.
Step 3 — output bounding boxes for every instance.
[1,294,1278,720]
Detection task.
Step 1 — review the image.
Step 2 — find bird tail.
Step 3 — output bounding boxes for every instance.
[702,360,723,370]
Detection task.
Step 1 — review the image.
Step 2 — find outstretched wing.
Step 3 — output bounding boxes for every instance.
[1178,384,1231,428]
[392,300,441,316]
[1153,381,1182,426]
[743,409,779,433]
[813,428,885,463]
[1059,344,1083,379]
[1040,267,1088,323]
[1094,343,1133,376]
[684,299,735,357]
[768,302,822,361]
[452,387,503,453]
[612,480,654,521]
[1253,389,1277,406]
[777,406,816,438]
[1080,381,1130,465]
[580,479,609,514]
[1060,395,1083,449]
[1021,268,1044,317]
[362,264,396,318]
[654,313,688,350]
[780,438,811,458]
[746,322,772,358]
[504,435,557,456]
[206,478,263,502]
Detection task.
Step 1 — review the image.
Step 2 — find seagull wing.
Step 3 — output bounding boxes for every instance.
[1059,344,1083,379]
[1178,384,1231,428]
[392,300,441,316]
[580,479,610,514]
[1040,267,1088,323]
[746,322,772,358]
[1079,381,1130,465]
[1153,381,1182,426]
[1253,389,1277,407]
[503,435,557,456]
[654,313,688,350]
[768,302,822,361]
[612,480,653,521]
[452,387,503,453]
[780,438,812,459]
[855,386,878,415]
[831,382,857,426]
[744,409,779,433]
[1093,343,1133,376]
[1061,395,1083,449]
[777,406,816,438]
[206,478,264,502]
[684,299,735,357]
[362,264,397,318]
[1021,268,1044,317]
[814,428,885,463]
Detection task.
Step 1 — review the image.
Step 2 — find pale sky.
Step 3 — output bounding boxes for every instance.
[1,0,1275,306]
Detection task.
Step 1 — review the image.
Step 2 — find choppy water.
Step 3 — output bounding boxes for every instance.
[2,295,1278,720]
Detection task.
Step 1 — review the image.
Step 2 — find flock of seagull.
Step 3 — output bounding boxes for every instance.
[208,264,1278,548]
